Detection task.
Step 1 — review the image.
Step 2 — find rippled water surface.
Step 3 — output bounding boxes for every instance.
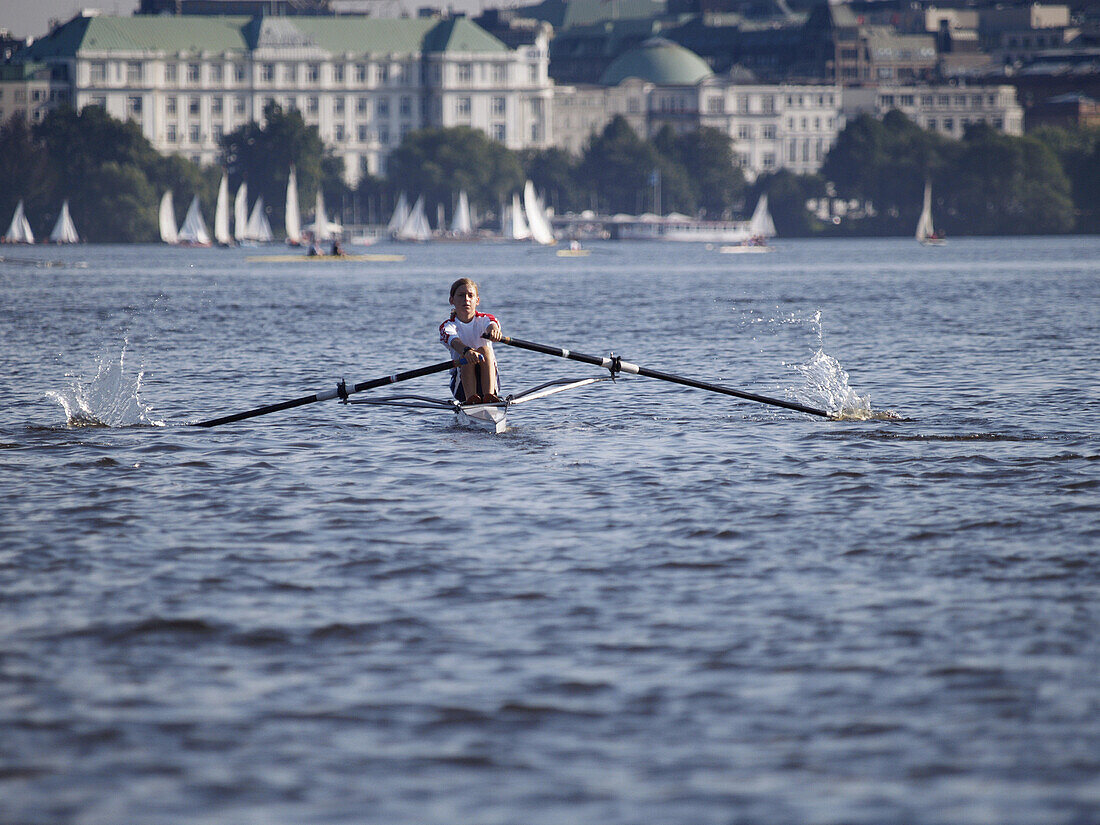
[2,237,1099,825]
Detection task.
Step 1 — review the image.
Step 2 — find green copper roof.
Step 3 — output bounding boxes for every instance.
[600,37,712,86]
[19,13,507,60]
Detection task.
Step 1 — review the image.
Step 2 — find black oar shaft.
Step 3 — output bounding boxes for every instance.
[194,360,454,427]
[496,335,830,419]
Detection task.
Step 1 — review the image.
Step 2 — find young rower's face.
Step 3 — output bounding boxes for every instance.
[451,285,479,322]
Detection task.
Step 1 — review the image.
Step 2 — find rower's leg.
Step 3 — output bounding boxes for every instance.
[477,346,498,395]
[459,359,480,401]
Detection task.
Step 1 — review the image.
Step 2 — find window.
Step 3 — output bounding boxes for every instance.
[210,64,223,83]
[881,94,895,107]
[900,94,914,106]
[189,96,200,115]
[491,96,505,115]
[927,118,937,130]
[943,117,954,131]
[357,96,368,114]
[284,64,297,83]
[922,94,933,106]
[127,62,142,83]
[261,64,275,82]
[89,96,106,109]
[400,96,412,117]
[334,97,345,114]
[763,124,776,140]
[358,124,368,142]
[166,96,177,115]
[308,64,320,82]
[189,124,201,143]
[529,64,538,82]
[188,63,200,83]
[167,124,177,142]
[90,62,106,83]
[212,125,222,141]
[993,117,1003,130]
[938,95,949,106]
[334,65,344,83]
[165,63,177,83]
[763,152,775,169]
[212,97,223,115]
[629,98,641,113]
[235,96,246,114]
[335,124,345,142]
[457,63,473,83]
[307,96,319,114]
[376,97,389,117]
[493,64,507,83]
[356,64,367,82]
[378,126,389,144]
[493,123,505,141]
[457,96,471,117]
[127,95,142,117]
[235,64,246,83]
[761,96,775,114]
[738,125,752,140]
[706,97,723,114]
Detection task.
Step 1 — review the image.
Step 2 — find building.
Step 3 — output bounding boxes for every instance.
[553,37,842,181]
[0,62,70,125]
[12,11,553,183]
[843,83,1024,139]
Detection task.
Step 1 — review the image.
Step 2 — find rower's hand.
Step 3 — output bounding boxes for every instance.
[485,324,502,342]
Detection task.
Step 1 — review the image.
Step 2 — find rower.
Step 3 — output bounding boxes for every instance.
[439,278,502,405]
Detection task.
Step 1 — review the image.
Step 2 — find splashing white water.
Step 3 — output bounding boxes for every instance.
[47,345,163,427]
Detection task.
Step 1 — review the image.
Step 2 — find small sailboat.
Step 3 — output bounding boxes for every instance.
[245,196,274,243]
[234,182,248,244]
[386,192,409,237]
[720,193,776,254]
[395,195,432,242]
[309,188,341,242]
[506,192,531,241]
[523,180,556,245]
[285,166,301,246]
[214,173,232,246]
[916,181,945,246]
[451,190,473,236]
[49,200,80,244]
[177,195,212,247]
[2,200,35,244]
[159,191,178,244]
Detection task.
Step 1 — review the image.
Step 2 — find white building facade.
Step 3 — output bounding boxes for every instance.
[18,12,553,183]
[843,84,1024,138]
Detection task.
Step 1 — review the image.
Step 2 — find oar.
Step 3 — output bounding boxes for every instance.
[493,335,832,419]
[194,360,454,427]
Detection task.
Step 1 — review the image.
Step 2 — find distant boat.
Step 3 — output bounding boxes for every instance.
[523,180,555,245]
[177,195,212,247]
[245,196,274,243]
[285,166,301,246]
[309,188,341,242]
[386,192,409,237]
[48,200,80,244]
[159,191,178,244]
[505,192,531,241]
[2,200,35,244]
[234,182,248,243]
[719,193,776,254]
[916,181,946,246]
[450,190,473,236]
[395,195,432,242]
[214,173,232,246]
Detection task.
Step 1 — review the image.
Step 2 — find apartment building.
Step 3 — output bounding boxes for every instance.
[0,62,70,125]
[844,84,1024,138]
[14,11,553,182]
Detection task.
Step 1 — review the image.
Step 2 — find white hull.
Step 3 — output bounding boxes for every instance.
[455,403,507,433]
[719,244,773,254]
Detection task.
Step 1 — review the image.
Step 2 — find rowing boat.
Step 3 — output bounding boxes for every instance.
[349,376,617,433]
[246,253,406,263]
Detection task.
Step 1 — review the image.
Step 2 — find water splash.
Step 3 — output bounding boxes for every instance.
[47,344,163,427]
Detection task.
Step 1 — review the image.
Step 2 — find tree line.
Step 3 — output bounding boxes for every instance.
[1,101,1097,242]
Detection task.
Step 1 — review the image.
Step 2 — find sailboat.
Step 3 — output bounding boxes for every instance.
[916,181,945,246]
[395,195,432,242]
[159,191,178,244]
[285,166,301,246]
[234,182,248,244]
[450,191,473,237]
[720,193,776,254]
[386,192,409,238]
[177,195,212,246]
[309,188,341,242]
[245,196,274,243]
[48,200,80,244]
[523,180,555,245]
[2,200,35,244]
[214,173,232,246]
[505,192,531,241]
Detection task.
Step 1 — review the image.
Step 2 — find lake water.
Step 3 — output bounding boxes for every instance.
[2,237,1098,825]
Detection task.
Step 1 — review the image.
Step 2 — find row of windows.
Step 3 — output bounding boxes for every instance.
[154,93,510,119]
[881,92,1004,108]
[925,115,1005,131]
[159,121,480,147]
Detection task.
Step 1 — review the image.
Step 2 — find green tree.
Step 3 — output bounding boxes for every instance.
[578,116,662,214]
[758,170,828,237]
[0,114,54,238]
[520,147,583,214]
[1032,125,1100,233]
[664,126,747,218]
[81,162,159,242]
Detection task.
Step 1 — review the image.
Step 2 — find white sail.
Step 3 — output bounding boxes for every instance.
[234,182,248,242]
[214,173,232,246]
[386,192,409,235]
[916,181,936,242]
[508,192,531,241]
[451,190,472,235]
[3,200,35,244]
[523,180,555,245]
[748,193,776,238]
[396,195,432,241]
[245,196,273,242]
[159,191,178,244]
[177,195,211,246]
[49,200,80,244]
[285,166,301,245]
[309,188,341,241]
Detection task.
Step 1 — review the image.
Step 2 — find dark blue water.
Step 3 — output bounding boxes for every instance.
[2,238,1098,824]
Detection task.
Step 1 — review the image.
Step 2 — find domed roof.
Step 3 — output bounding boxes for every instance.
[599,38,713,86]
